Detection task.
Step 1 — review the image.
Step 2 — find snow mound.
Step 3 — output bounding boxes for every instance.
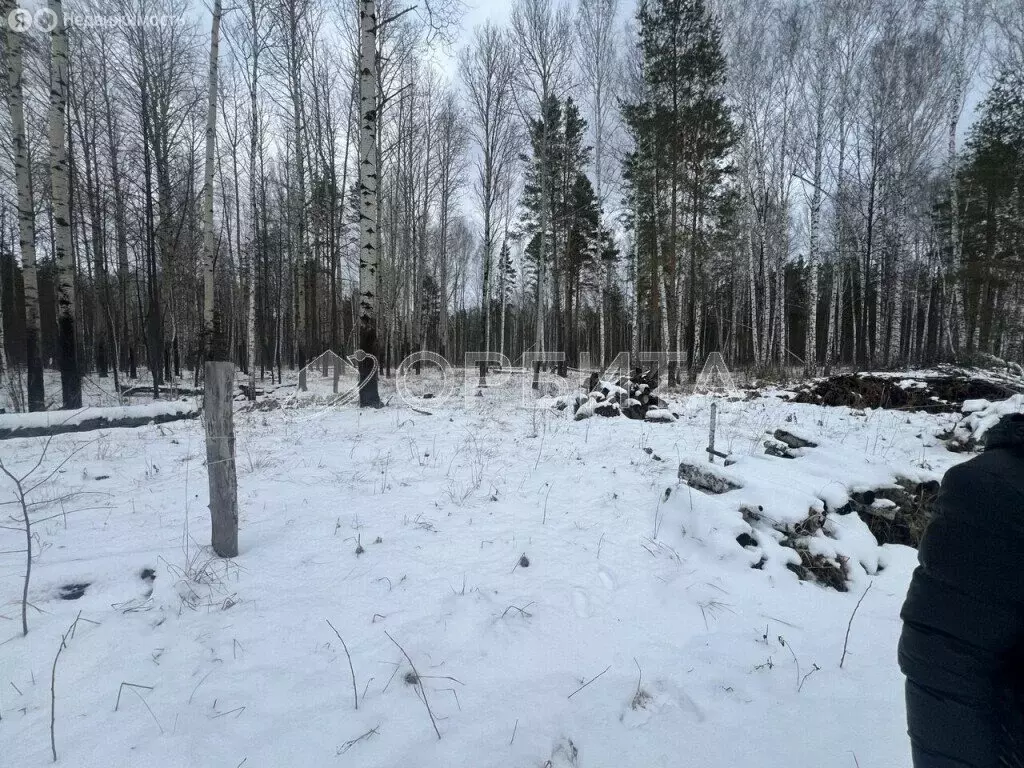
[644,408,676,423]
[790,368,1020,413]
[943,394,1024,451]
[0,400,200,439]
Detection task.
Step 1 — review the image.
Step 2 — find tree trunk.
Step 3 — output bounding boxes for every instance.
[357,0,382,407]
[806,158,822,375]
[204,361,238,557]
[48,0,81,409]
[202,0,223,361]
[4,0,45,411]
[246,0,260,400]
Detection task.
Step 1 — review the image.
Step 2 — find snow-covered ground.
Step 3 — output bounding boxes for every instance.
[0,371,992,767]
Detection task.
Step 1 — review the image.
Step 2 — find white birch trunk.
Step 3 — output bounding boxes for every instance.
[747,204,762,366]
[946,60,966,358]
[357,0,381,406]
[825,268,840,371]
[806,164,822,374]
[48,0,80,408]
[0,242,6,387]
[202,0,222,359]
[674,265,684,379]
[246,0,259,400]
[626,231,634,364]
[888,198,906,367]
[775,256,786,367]
[2,0,43,410]
[498,244,508,362]
[598,262,606,369]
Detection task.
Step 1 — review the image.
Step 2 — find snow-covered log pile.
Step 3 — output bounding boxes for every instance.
[940,393,1024,452]
[564,369,677,422]
[0,400,200,439]
[671,413,947,590]
[789,367,1020,413]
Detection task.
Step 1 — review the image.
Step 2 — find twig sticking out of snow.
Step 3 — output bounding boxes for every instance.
[51,611,83,762]
[626,659,651,712]
[384,631,441,740]
[337,725,380,755]
[840,582,873,669]
[798,664,821,692]
[187,672,212,705]
[116,682,154,711]
[509,719,518,745]
[778,636,801,691]
[500,602,535,619]
[567,665,611,700]
[326,619,359,710]
[125,686,164,732]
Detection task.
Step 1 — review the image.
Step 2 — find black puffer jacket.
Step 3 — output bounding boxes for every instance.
[899,412,1024,767]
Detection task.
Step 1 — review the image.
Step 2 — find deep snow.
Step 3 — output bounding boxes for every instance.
[0,370,993,767]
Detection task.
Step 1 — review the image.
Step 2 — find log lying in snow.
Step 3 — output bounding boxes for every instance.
[773,429,818,449]
[0,401,200,440]
[644,408,677,423]
[119,384,205,398]
[677,460,742,494]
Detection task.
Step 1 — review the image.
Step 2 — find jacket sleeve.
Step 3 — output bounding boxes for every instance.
[898,459,1024,767]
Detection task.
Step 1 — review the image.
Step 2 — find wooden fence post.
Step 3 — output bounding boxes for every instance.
[204,361,238,557]
[707,401,718,464]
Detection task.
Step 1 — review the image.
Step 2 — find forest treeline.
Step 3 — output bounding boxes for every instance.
[1,0,1022,410]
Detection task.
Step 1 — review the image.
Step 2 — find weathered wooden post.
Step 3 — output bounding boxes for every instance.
[204,361,238,557]
[707,401,718,464]
[333,355,341,394]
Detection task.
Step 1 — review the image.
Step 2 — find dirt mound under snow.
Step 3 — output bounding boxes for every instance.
[789,370,1020,413]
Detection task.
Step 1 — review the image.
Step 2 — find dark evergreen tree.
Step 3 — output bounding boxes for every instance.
[622,0,735,380]
[955,66,1024,357]
[519,94,603,368]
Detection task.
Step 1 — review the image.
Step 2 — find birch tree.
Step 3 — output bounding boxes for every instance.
[242,0,269,399]
[4,0,45,411]
[48,0,82,408]
[202,0,224,360]
[357,0,383,406]
[797,3,835,375]
[937,0,989,355]
[576,0,620,369]
[460,22,519,385]
[510,0,574,383]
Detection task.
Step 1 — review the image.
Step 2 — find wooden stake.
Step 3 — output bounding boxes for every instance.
[707,401,718,464]
[204,361,238,557]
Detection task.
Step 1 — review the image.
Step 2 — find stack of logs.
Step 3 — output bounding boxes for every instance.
[573,369,669,420]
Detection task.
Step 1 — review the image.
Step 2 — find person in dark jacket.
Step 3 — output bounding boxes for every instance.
[899,412,1024,767]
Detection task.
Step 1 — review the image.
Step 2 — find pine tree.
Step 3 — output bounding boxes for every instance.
[519,94,600,369]
[496,239,516,360]
[622,0,735,380]
[955,67,1024,356]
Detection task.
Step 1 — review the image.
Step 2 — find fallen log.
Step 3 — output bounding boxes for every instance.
[773,429,818,449]
[119,384,204,398]
[678,460,742,494]
[0,401,200,440]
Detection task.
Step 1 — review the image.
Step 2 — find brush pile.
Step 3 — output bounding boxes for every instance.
[789,368,1019,413]
[562,369,677,422]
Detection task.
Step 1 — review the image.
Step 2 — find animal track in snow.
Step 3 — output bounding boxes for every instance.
[597,566,617,591]
[571,587,591,618]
